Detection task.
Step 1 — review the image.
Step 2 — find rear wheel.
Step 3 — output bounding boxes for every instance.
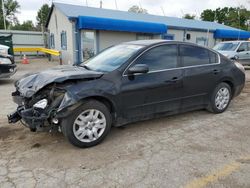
[207,82,232,113]
[61,100,112,148]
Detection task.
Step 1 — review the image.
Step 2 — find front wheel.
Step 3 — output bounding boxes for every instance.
[61,100,112,148]
[207,82,232,113]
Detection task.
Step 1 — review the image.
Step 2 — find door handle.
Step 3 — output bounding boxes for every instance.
[213,69,220,74]
[165,77,182,83]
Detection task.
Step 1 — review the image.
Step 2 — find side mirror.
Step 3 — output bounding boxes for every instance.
[127,64,149,75]
[237,48,245,52]
[232,55,239,60]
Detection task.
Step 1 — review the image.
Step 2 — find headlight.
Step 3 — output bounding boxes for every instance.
[234,61,245,73]
[0,57,12,64]
[33,99,48,109]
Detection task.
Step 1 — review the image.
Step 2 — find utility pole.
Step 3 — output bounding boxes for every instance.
[161,6,166,16]
[114,0,118,10]
[100,0,102,8]
[1,0,6,30]
[85,0,88,7]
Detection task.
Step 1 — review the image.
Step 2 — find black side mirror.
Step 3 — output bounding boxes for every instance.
[237,48,245,52]
[127,64,149,75]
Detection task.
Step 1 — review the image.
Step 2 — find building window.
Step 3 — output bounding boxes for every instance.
[196,37,208,46]
[162,34,175,40]
[50,33,55,49]
[136,34,153,40]
[60,31,67,50]
[81,30,96,61]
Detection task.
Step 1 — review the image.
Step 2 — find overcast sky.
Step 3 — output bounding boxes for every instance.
[17,0,250,24]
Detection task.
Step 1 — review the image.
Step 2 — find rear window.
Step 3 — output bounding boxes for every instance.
[209,51,218,64]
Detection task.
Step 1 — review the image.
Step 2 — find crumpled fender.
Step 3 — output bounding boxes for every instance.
[56,78,118,114]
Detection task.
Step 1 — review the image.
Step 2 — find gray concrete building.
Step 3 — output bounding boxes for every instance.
[46,2,250,64]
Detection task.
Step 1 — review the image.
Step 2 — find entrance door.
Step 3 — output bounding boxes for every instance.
[81,30,96,62]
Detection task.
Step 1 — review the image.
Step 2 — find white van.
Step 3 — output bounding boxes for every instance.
[213,41,250,65]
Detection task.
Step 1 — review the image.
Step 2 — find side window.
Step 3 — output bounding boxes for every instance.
[50,33,55,49]
[60,31,67,50]
[209,51,218,64]
[238,43,248,52]
[134,44,178,71]
[180,45,210,67]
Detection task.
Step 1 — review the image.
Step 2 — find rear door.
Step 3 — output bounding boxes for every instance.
[119,44,184,119]
[179,44,220,109]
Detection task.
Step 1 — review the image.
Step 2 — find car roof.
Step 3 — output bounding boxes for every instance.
[123,40,200,47]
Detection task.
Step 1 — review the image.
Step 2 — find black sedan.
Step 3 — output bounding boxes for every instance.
[0,54,16,79]
[8,40,245,148]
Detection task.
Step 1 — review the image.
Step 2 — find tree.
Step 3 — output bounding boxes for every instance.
[183,14,196,20]
[0,0,20,29]
[200,6,250,30]
[200,9,215,22]
[36,4,50,31]
[128,5,148,14]
[10,20,37,31]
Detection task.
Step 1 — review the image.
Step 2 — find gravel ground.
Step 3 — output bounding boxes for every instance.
[0,59,250,188]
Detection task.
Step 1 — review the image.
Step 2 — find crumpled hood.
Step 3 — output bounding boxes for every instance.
[15,65,103,97]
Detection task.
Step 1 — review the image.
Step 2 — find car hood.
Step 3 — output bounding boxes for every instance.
[15,65,104,97]
[217,50,235,57]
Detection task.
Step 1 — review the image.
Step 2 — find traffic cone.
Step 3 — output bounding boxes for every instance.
[22,54,29,64]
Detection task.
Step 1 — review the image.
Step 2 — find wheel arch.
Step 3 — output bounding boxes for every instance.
[220,79,235,97]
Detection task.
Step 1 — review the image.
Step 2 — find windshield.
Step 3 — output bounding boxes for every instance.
[213,42,239,51]
[82,44,144,72]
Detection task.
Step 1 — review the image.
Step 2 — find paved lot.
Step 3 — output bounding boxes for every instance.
[0,59,250,188]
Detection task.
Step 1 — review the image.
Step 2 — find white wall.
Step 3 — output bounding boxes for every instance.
[168,29,184,41]
[99,31,136,51]
[167,29,216,48]
[47,7,74,64]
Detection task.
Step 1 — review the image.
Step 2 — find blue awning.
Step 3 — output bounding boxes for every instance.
[214,29,250,39]
[77,16,167,34]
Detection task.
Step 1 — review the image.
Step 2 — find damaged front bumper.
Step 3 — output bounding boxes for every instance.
[8,89,66,132]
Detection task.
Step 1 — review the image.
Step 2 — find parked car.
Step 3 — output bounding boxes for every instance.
[213,40,250,65]
[0,54,16,79]
[8,40,245,148]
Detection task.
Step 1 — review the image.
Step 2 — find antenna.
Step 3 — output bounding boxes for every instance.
[161,6,166,16]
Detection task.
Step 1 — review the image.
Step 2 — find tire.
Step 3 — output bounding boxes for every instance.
[61,100,112,148]
[207,82,232,113]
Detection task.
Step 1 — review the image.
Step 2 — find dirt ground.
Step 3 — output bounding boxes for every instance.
[0,59,250,188]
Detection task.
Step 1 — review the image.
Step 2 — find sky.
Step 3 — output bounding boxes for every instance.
[16,0,250,24]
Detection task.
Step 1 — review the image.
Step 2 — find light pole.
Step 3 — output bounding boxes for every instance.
[1,0,6,30]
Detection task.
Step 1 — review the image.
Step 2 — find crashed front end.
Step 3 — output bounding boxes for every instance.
[8,83,67,132]
[7,65,103,132]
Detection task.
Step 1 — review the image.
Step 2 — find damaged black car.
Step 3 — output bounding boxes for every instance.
[8,40,245,148]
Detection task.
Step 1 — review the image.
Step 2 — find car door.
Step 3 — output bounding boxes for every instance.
[179,44,220,109]
[118,44,184,119]
[236,42,250,65]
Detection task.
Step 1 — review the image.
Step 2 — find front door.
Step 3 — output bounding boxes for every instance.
[118,44,184,119]
[237,42,250,65]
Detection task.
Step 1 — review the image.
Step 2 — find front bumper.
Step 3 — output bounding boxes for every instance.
[0,64,16,78]
[8,105,51,131]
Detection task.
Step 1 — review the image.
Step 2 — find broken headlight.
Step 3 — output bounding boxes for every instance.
[33,99,48,109]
